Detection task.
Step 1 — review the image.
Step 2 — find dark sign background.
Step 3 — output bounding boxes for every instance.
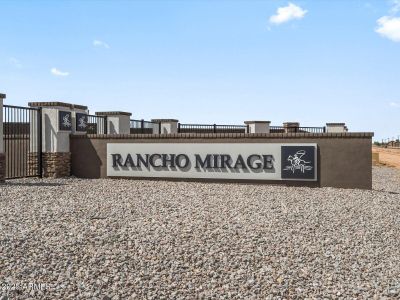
[75,113,88,132]
[281,146,316,180]
[59,111,72,131]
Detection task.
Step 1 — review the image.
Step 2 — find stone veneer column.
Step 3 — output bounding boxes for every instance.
[95,111,132,134]
[0,93,6,182]
[244,121,271,134]
[283,122,300,133]
[151,119,179,134]
[28,102,88,178]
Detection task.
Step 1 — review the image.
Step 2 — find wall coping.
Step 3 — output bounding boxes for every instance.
[326,123,345,126]
[283,122,300,126]
[0,93,6,99]
[151,119,179,122]
[96,111,132,116]
[28,101,88,110]
[70,132,374,139]
[244,121,271,124]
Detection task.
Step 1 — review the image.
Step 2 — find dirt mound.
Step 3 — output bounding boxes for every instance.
[372,146,400,169]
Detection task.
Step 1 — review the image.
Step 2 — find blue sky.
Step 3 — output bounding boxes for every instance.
[1,0,400,141]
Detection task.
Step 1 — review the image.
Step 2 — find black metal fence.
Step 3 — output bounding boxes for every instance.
[178,123,247,134]
[270,126,285,133]
[87,115,107,134]
[270,126,326,133]
[130,119,160,134]
[297,126,326,133]
[3,104,42,179]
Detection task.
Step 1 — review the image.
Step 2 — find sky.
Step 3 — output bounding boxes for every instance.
[1,0,400,141]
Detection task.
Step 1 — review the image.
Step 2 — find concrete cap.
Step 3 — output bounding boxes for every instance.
[326,123,345,126]
[96,111,132,116]
[0,93,6,99]
[244,121,271,124]
[283,122,300,126]
[28,101,88,110]
[151,119,179,123]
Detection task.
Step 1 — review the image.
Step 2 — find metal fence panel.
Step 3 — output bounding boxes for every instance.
[178,123,246,134]
[3,105,42,179]
[130,119,160,134]
[87,115,107,134]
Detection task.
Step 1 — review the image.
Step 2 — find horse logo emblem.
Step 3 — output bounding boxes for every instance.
[284,150,313,173]
[75,113,88,132]
[59,111,73,131]
[62,114,72,128]
[78,116,87,129]
[281,146,316,180]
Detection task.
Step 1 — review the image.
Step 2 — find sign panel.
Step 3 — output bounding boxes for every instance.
[59,111,72,131]
[75,113,88,132]
[281,145,316,180]
[107,143,317,181]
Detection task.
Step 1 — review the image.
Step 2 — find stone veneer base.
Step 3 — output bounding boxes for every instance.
[28,152,39,176]
[0,153,5,182]
[42,152,71,178]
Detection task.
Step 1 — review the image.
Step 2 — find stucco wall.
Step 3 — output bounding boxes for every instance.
[70,132,373,189]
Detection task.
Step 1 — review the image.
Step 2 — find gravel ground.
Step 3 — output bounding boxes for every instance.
[1,167,400,299]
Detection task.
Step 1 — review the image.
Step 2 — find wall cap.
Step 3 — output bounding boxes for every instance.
[71,132,374,139]
[151,119,179,123]
[326,123,346,126]
[95,111,132,116]
[283,122,300,126]
[244,121,271,124]
[28,101,88,110]
[0,93,6,99]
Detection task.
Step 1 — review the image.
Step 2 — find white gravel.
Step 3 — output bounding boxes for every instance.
[1,166,400,299]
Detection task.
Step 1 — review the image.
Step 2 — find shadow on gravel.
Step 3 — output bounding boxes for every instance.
[372,189,400,195]
[2,182,66,187]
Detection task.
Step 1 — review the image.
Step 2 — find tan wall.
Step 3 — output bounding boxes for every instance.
[70,133,373,189]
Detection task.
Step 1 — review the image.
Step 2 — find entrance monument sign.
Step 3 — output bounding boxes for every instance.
[107,143,317,181]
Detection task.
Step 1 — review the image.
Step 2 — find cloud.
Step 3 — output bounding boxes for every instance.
[376,1,400,42]
[269,2,307,25]
[9,57,22,68]
[389,101,400,107]
[51,68,69,77]
[390,0,400,14]
[376,16,400,42]
[93,39,110,49]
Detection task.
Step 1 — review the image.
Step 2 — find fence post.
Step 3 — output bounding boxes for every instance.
[37,107,43,178]
[95,112,131,134]
[28,101,84,177]
[103,116,108,134]
[283,122,300,133]
[71,105,88,135]
[0,93,6,182]
[325,123,346,133]
[141,119,144,134]
[178,123,181,133]
[213,124,217,133]
[151,119,179,134]
[244,121,271,134]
